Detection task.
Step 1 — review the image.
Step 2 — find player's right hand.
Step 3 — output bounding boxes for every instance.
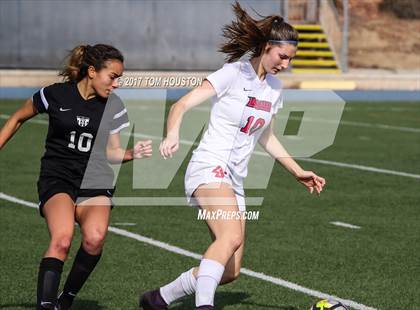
[159,133,179,159]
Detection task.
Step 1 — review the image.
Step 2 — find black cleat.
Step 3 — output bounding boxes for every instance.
[56,291,74,310]
[139,289,168,310]
[195,306,214,310]
[39,301,56,309]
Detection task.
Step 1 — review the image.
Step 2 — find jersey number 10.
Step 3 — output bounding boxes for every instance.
[240,116,265,135]
[68,131,93,152]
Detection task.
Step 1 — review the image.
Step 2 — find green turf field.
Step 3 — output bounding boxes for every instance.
[1,99,419,310]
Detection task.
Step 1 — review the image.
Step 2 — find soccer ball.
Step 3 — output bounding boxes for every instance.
[310,299,349,310]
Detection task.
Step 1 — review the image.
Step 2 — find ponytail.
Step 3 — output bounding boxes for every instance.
[220,1,299,62]
[60,45,87,82]
[60,44,124,82]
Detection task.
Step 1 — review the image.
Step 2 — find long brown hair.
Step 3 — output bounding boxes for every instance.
[220,1,299,62]
[60,44,124,82]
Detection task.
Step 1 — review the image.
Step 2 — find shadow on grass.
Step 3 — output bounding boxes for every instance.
[170,291,298,309]
[69,299,105,309]
[0,299,104,310]
[0,294,298,309]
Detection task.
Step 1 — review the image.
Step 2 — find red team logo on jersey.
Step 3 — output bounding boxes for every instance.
[212,165,226,178]
[245,97,272,112]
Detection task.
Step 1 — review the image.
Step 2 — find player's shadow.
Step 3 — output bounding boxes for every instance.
[170,291,298,309]
[0,299,104,310]
[68,299,105,309]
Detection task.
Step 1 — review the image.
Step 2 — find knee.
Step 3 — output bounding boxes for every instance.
[50,236,72,256]
[229,232,244,252]
[82,229,107,254]
[220,233,243,253]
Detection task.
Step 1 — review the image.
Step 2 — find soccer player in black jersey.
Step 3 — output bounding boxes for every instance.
[0,44,152,309]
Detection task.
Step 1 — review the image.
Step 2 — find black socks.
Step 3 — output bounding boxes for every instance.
[58,245,102,308]
[37,257,64,309]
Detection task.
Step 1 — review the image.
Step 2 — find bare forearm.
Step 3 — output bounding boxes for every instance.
[166,105,184,138]
[0,99,37,150]
[0,117,22,150]
[261,134,304,177]
[276,154,304,178]
[166,81,215,138]
[107,148,134,164]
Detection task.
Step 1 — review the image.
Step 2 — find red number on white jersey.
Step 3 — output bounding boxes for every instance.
[240,116,265,135]
[212,165,225,178]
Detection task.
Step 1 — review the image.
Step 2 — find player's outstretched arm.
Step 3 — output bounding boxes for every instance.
[0,98,38,150]
[106,133,152,164]
[258,117,326,195]
[159,79,215,159]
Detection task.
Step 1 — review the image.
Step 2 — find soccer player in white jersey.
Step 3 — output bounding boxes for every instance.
[140,2,325,310]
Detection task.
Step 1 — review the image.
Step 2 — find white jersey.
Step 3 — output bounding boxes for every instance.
[190,59,283,192]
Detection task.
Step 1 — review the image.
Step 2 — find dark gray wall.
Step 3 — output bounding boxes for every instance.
[0,0,284,70]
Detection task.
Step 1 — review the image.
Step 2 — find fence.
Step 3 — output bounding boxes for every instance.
[0,0,349,71]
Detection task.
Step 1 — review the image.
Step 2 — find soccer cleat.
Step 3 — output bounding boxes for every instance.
[195,306,214,310]
[39,301,56,309]
[139,289,168,310]
[56,291,74,310]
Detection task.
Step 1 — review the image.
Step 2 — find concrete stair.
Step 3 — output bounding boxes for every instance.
[292,24,340,74]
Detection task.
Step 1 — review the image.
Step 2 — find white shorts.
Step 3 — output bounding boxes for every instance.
[184,160,246,212]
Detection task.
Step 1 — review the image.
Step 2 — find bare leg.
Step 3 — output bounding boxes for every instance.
[37,193,75,309]
[57,196,111,308]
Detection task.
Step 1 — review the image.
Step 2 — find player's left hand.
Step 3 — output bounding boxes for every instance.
[295,170,326,195]
[133,140,153,159]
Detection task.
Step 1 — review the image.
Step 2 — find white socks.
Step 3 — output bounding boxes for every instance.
[160,267,197,305]
[195,258,225,307]
[159,259,225,307]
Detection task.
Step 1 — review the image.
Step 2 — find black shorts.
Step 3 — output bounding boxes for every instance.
[37,177,115,217]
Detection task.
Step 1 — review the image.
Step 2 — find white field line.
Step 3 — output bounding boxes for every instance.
[113,222,137,226]
[0,114,49,125]
[2,110,420,134]
[296,158,420,180]
[0,192,377,310]
[284,115,420,134]
[1,113,419,180]
[338,120,420,133]
[330,221,361,229]
[180,108,420,133]
[252,151,420,180]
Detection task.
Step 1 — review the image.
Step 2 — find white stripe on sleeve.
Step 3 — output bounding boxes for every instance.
[113,108,127,120]
[40,87,49,111]
[110,122,130,134]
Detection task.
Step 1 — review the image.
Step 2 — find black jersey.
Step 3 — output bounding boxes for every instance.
[32,82,129,188]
